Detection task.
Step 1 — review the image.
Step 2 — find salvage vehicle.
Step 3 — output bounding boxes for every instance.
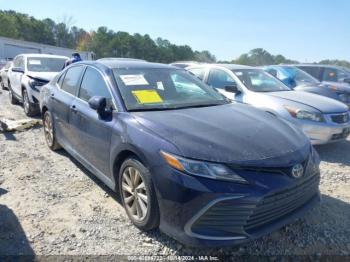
[263,65,350,106]
[295,64,350,88]
[40,59,320,247]
[187,64,350,145]
[170,61,201,69]
[7,54,68,116]
[0,61,13,90]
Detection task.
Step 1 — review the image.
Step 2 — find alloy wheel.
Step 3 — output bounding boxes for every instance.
[43,113,53,146]
[121,166,149,222]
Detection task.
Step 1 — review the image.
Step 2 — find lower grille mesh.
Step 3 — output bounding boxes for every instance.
[191,173,320,237]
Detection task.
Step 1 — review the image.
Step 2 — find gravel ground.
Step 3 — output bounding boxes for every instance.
[0,88,349,258]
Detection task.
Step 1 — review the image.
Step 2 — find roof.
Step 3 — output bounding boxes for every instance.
[87,59,176,70]
[97,57,147,62]
[187,63,255,70]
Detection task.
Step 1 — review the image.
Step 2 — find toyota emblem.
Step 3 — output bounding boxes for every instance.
[291,164,304,178]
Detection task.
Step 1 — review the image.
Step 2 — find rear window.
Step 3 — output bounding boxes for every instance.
[27,57,67,72]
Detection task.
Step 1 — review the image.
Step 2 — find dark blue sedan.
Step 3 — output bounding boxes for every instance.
[39,59,320,247]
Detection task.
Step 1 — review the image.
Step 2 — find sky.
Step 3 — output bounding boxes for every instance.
[1,0,349,62]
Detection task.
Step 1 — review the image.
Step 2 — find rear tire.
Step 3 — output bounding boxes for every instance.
[119,158,160,231]
[8,82,17,104]
[23,89,37,116]
[43,111,61,151]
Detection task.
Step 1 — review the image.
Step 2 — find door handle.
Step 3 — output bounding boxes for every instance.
[50,93,55,100]
[71,105,78,113]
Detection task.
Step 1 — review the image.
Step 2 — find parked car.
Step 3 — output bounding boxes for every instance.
[40,60,320,247]
[0,61,13,90]
[7,54,68,116]
[170,61,201,69]
[187,64,350,145]
[295,64,350,87]
[263,65,350,106]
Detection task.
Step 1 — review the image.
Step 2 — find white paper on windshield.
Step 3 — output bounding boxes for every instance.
[120,74,149,86]
[156,81,164,90]
[28,60,42,65]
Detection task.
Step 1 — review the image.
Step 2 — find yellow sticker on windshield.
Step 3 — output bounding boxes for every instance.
[132,90,163,104]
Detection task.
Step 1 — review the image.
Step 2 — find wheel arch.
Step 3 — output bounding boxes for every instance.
[112,146,149,191]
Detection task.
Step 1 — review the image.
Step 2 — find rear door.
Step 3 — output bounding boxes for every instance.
[69,66,116,177]
[51,65,85,147]
[9,56,25,96]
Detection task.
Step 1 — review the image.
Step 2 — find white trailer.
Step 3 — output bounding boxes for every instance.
[0,36,93,66]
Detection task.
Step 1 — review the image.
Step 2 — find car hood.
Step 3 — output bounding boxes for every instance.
[267,91,348,113]
[321,82,350,93]
[27,71,59,82]
[132,104,310,166]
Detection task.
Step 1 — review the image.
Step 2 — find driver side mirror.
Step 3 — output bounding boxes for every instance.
[224,83,240,94]
[12,67,24,74]
[88,96,111,119]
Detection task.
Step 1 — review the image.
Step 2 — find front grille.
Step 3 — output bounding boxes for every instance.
[331,113,349,124]
[244,174,319,232]
[191,173,319,238]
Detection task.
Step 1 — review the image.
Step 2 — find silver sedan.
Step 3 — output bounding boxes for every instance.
[186,64,350,145]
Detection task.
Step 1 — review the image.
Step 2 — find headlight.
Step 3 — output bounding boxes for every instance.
[284,106,325,122]
[29,78,47,88]
[160,151,248,183]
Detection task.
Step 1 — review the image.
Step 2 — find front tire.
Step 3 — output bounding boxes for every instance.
[23,89,37,116]
[43,111,61,151]
[119,158,160,231]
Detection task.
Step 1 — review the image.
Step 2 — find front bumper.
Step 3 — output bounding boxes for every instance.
[151,156,320,247]
[297,115,350,145]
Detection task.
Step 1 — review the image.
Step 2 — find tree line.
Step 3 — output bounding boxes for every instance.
[0,10,215,63]
[0,10,349,67]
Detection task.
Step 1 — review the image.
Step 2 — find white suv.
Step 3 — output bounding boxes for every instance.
[8,54,68,116]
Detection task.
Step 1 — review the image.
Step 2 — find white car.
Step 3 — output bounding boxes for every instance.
[0,61,13,90]
[8,54,68,116]
[187,64,350,145]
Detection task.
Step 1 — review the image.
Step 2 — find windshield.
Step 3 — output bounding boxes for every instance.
[282,66,319,85]
[27,57,67,72]
[113,68,227,111]
[232,69,291,92]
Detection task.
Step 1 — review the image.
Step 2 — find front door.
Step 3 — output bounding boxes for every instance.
[69,66,116,178]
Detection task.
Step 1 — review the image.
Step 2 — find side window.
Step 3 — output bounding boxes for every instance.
[266,68,278,78]
[18,57,25,70]
[61,66,84,95]
[299,66,321,80]
[78,67,114,109]
[207,68,236,89]
[188,68,206,80]
[323,68,338,82]
[13,56,20,67]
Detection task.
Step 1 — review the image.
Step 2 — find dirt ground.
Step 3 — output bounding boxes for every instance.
[0,88,349,258]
